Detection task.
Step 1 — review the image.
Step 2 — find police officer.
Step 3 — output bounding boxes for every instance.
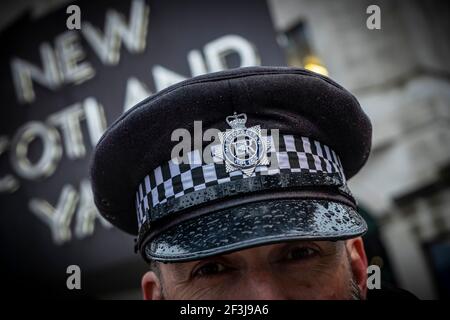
[90,66,416,300]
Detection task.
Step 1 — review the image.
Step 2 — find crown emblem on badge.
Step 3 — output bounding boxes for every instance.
[226,113,247,128]
[212,112,271,176]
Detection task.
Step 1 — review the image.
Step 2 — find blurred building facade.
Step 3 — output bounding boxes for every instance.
[1,0,449,299]
[269,0,450,299]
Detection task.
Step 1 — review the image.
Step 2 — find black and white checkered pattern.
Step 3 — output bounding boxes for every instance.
[135,135,346,228]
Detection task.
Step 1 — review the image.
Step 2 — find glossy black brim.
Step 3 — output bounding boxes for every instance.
[144,199,367,262]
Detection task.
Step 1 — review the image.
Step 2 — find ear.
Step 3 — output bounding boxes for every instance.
[141,271,163,300]
[346,237,368,299]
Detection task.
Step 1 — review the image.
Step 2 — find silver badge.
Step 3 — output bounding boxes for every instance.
[212,113,271,176]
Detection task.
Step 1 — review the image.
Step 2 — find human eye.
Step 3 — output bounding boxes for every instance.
[192,261,229,278]
[284,245,319,262]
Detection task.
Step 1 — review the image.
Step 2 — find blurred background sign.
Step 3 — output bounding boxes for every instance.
[0,0,285,298]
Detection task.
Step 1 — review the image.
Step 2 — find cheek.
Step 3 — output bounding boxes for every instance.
[309,259,353,299]
[168,277,241,300]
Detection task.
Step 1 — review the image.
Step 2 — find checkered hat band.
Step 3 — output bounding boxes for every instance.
[135,135,345,228]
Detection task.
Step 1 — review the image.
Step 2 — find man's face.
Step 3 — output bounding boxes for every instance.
[142,238,368,300]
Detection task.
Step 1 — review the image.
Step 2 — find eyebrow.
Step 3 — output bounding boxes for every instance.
[276,240,341,252]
